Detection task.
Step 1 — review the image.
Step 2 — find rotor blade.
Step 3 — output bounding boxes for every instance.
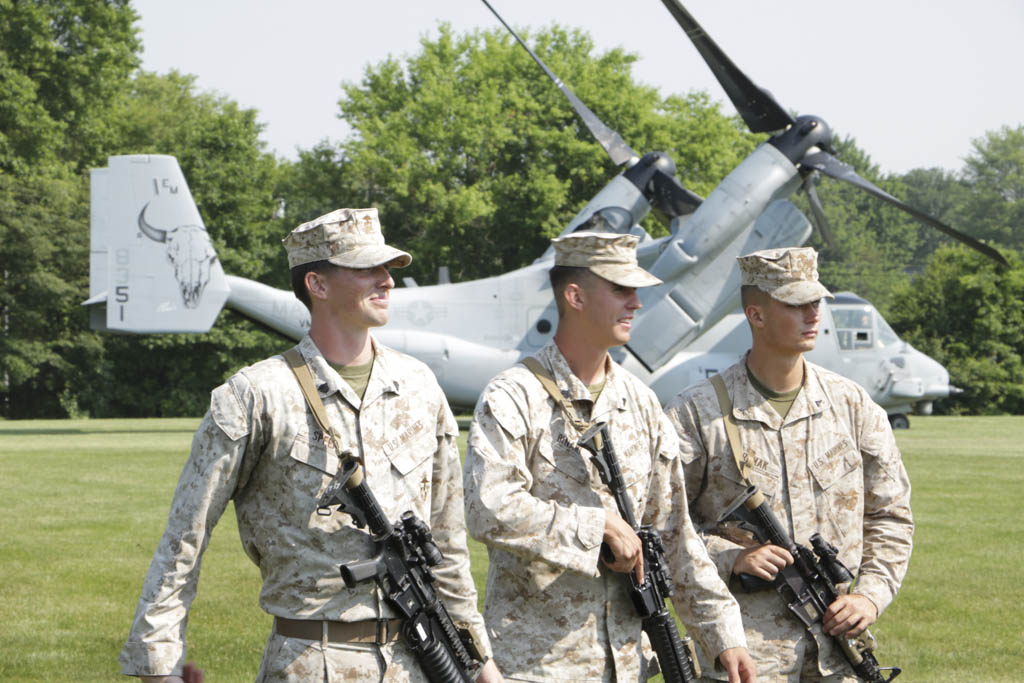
[801,173,835,248]
[802,151,1009,267]
[659,0,794,133]
[480,0,638,166]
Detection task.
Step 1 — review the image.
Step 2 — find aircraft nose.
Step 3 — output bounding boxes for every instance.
[906,350,955,399]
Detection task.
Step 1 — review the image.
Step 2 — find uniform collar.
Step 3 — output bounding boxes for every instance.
[537,340,628,417]
[730,353,831,429]
[297,334,401,409]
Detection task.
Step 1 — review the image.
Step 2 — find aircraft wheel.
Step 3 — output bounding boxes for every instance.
[889,414,910,430]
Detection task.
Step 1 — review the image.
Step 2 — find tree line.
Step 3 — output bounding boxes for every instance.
[1,1,1021,419]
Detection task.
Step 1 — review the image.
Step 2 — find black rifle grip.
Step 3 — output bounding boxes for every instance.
[736,571,773,593]
[344,465,391,537]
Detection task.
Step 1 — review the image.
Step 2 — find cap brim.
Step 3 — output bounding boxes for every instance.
[591,263,663,288]
[327,244,412,269]
[769,280,833,305]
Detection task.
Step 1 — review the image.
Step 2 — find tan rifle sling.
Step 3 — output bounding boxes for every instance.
[710,373,752,484]
[519,356,593,436]
[283,347,349,463]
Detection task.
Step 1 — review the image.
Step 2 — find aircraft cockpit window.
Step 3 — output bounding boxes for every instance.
[877,316,900,346]
[832,309,872,329]
[833,307,875,350]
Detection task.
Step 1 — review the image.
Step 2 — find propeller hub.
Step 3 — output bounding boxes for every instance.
[623,152,702,218]
[769,114,834,164]
[623,152,674,194]
[629,151,677,178]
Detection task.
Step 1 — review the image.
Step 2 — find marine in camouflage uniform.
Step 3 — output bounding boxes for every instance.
[465,232,755,683]
[120,209,496,682]
[663,247,913,681]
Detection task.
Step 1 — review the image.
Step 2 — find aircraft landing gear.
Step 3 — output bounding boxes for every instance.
[889,413,910,430]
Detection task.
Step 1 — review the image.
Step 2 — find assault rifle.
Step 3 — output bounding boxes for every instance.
[577,422,701,683]
[718,484,901,682]
[316,458,486,683]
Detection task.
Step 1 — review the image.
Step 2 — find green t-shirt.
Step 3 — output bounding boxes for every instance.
[329,357,375,401]
[747,365,802,420]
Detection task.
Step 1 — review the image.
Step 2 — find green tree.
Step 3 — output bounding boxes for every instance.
[0,173,101,418]
[899,166,969,268]
[951,125,1024,251]
[888,246,1024,414]
[0,0,140,174]
[0,1,140,417]
[281,24,757,285]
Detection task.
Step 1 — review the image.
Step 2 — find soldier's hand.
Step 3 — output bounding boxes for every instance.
[183,663,204,683]
[602,512,643,582]
[824,593,877,638]
[732,543,793,581]
[717,646,758,683]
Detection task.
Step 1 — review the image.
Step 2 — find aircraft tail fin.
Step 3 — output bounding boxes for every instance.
[85,155,229,333]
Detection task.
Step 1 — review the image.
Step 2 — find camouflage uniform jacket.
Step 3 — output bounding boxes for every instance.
[120,334,490,677]
[663,357,913,679]
[464,340,746,682]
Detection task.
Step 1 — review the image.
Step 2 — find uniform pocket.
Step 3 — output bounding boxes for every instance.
[284,427,343,525]
[382,420,434,476]
[534,417,592,487]
[808,441,862,542]
[808,440,860,491]
[288,425,340,475]
[719,453,781,507]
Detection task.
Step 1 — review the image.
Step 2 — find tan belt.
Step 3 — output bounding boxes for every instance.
[274,616,403,645]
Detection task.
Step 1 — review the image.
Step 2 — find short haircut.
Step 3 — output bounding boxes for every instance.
[290,260,340,310]
[549,265,593,316]
[740,284,769,309]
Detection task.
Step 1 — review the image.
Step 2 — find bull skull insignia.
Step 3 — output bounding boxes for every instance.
[137,202,218,309]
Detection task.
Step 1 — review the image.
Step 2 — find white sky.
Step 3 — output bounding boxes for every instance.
[132,0,1024,175]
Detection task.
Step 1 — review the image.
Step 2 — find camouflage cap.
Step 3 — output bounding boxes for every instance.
[737,247,833,305]
[552,231,662,288]
[283,208,411,269]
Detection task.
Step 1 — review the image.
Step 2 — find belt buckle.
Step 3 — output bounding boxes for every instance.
[375,619,389,646]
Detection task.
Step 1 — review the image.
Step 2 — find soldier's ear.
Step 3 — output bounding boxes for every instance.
[564,282,586,312]
[745,302,767,329]
[305,271,330,302]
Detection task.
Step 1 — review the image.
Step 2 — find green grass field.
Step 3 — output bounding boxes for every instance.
[1,415,1022,682]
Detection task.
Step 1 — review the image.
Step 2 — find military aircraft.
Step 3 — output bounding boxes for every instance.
[84,1,1002,427]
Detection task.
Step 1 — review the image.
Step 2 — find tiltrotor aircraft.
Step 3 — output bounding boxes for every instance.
[85,0,1004,427]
